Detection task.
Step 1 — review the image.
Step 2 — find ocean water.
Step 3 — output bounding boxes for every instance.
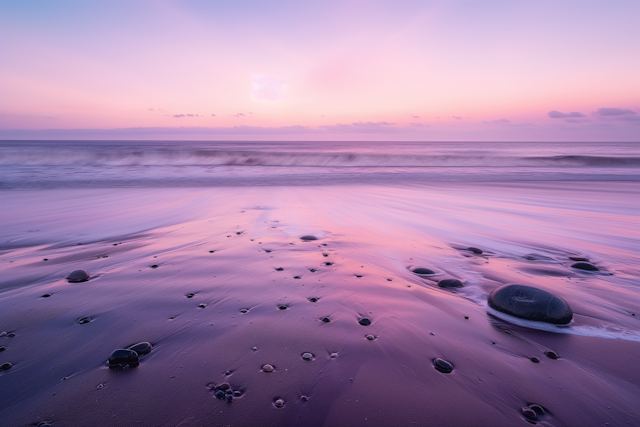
[0,140,638,188]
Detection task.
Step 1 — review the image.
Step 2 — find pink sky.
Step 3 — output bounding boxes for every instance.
[1,1,639,141]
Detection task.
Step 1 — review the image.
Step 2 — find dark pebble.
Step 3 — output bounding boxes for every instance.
[301,395,309,401]
[544,350,559,359]
[225,370,232,375]
[275,267,284,271]
[127,342,152,356]
[43,258,48,261]
[309,297,318,303]
[7,333,15,338]
[274,398,285,408]
[309,268,316,272]
[218,382,230,390]
[321,317,331,323]
[41,293,51,298]
[488,284,573,324]
[226,394,233,402]
[66,269,90,283]
[240,308,248,313]
[522,407,537,420]
[529,356,540,363]
[433,358,454,373]
[325,262,333,266]
[438,278,464,288]
[355,275,362,278]
[265,249,272,253]
[108,349,139,368]
[0,346,5,352]
[365,334,376,341]
[262,364,274,372]
[300,235,317,241]
[216,390,226,398]
[233,390,242,397]
[150,265,159,269]
[278,304,288,310]
[209,250,215,253]
[236,232,242,235]
[358,317,372,326]
[528,404,545,415]
[293,276,301,279]
[467,247,483,254]
[569,256,589,262]
[198,303,207,308]
[322,253,329,257]
[301,352,314,360]
[571,262,599,271]
[77,317,91,324]
[186,293,195,298]
[523,253,553,261]
[412,267,435,275]
[0,362,12,371]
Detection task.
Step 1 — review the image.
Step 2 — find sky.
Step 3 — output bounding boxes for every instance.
[0,0,639,141]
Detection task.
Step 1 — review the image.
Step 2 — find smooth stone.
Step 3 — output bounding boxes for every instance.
[240,308,248,313]
[0,346,5,352]
[77,317,91,324]
[216,390,226,399]
[300,235,318,241]
[433,358,454,373]
[41,293,52,298]
[330,352,339,358]
[358,317,372,326]
[522,407,537,420]
[321,317,331,323]
[529,404,545,415]
[301,352,314,360]
[438,278,464,288]
[225,394,233,402]
[467,247,483,254]
[309,297,318,303]
[569,256,589,262]
[293,276,301,279]
[198,303,207,308]
[233,390,242,397]
[324,262,333,266]
[274,398,285,408]
[571,262,599,271]
[186,293,195,298]
[108,349,139,367]
[127,342,152,356]
[275,267,284,271]
[523,253,553,261]
[262,364,274,372]
[529,356,540,363]
[217,382,230,390]
[544,350,559,359]
[365,334,376,341]
[278,304,288,310]
[150,264,159,268]
[412,267,435,275]
[66,269,90,283]
[0,362,12,371]
[488,284,573,324]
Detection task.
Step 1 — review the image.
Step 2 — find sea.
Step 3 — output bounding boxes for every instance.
[0,140,638,188]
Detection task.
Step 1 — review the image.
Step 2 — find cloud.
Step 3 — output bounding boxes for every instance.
[252,75,286,101]
[211,114,216,117]
[173,114,201,118]
[173,114,185,118]
[411,114,420,119]
[319,121,398,133]
[231,113,245,117]
[594,108,636,117]
[548,110,586,119]
[409,123,430,127]
[452,116,462,120]
[148,108,154,111]
[483,119,511,125]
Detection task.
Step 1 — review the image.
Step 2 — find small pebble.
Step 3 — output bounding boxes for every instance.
[0,362,12,371]
[0,346,5,352]
[225,370,231,375]
[226,394,233,402]
[7,333,15,338]
[358,317,372,326]
[77,317,91,324]
[438,278,464,288]
[43,258,48,261]
[274,398,285,408]
[150,264,159,269]
[301,395,309,401]
[571,262,599,271]
[325,262,333,266]
[262,364,274,372]
[66,269,90,283]
[233,390,242,397]
[278,304,288,310]
[309,268,317,273]
[529,356,540,363]
[209,250,215,253]
[41,293,51,298]
[186,293,195,298]
[522,407,537,420]
[240,308,248,313]
[365,334,376,341]
[300,235,317,241]
[218,382,230,390]
[322,253,329,257]
[301,352,314,360]
[528,404,545,415]
[467,247,483,254]
[198,303,207,308]
[127,342,152,356]
[321,317,331,323]
[216,390,225,398]
[252,346,258,351]
[275,267,284,271]
[433,358,454,373]
[330,352,339,358]
[544,350,559,359]
[293,276,301,279]
[108,349,139,368]
[309,297,318,303]
[412,267,435,275]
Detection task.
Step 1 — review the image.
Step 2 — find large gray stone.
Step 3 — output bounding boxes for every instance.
[488,284,573,325]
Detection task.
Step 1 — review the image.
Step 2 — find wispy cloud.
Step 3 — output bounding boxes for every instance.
[173,114,202,118]
[594,108,636,117]
[231,113,245,117]
[452,116,462,120]
[483,119,511,125]
[410,114,420,119]
[320,121,397,133]
[548,110,586,119]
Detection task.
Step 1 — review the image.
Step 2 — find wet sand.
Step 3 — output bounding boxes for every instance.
[1,182,639,426]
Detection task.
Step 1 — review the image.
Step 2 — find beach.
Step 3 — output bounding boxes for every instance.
[1,153,639,427]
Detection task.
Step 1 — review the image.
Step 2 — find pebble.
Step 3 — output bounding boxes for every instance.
[529,356,540,363]
[77,317,91,324]
[150,264,159,269]
[325,262,333,266]
[41,293,51,298]
[321,317,331,323]
[262,364,275,372]
[467,247,483,254]
[522,407,537,420]
[309,268,317,272]
[293,276,301,279]
[309,297,318,302]
[300,235,318,241]
[330,352,339,358]
[209,250,215,253]
[301,395,309,401]
[302,352,314,360]
[66,269,90,283]
[358,317,372,326]
[127,342,152,356]
[186,293,195,298]
[278,304,288,310]
[108,349,139,368]
[523,253,553,261]
[571,262,599,271]
[198,303,207,308]
[412,267,435,275]
[438,278,464,288]
[529,404,545,415]
[218,382,230,390]
[0,362,12,371]
[275,267,284,271]
[433,358,454,373]
[240,308,248,313]
[274,398,285,408]
[488,284,573,324]
[544,350,559,359]
[0,346,5,352]
[365,334,376,341]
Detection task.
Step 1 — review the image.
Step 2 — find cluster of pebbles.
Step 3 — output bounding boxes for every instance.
[108,342,152,368]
